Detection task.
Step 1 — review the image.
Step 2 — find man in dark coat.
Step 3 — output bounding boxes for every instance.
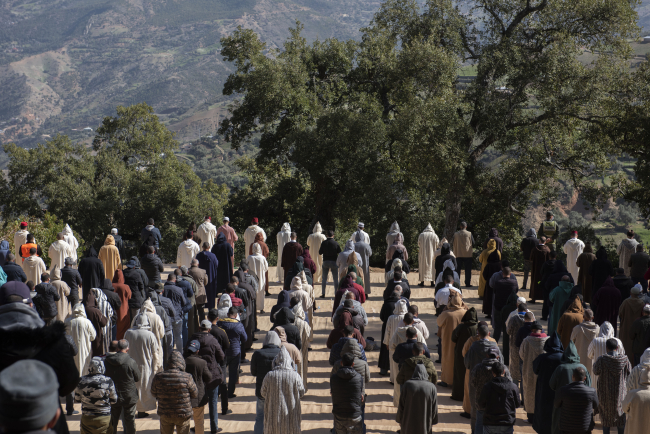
[630,305,650,365]
[34,273,60,325]
[251,332,282,434]
[84,292,109,357]
[61,257,82,307]
[397,364,439,434]
[353,232,372,296]
[484,228,504,253]
[197,242,219,310]
[628,245,650,291]
[111,229,125,260]
[451,307,478,401]
[140,246,164,287]
[104,339,142,434]
[234,262,258,341]
[539,251,559,320]
[150,287,174,367]
[434,243,457,279]
[231,275,255,362]
[532,332,565,434]
[392,327,427,368]
[492,268,519,348]
[207,309,230,417]
[78,246,105,302]
[271,306,302,349]
[211,233,233,295]
[281,232,304,281]
[553,367,598,434]
[612,268,635,301]
[0,240,9,266]
[164,274,189,351]
[330,353,364,433]
[520,229,538,290]
[592,277,622,335]
[130,256,149,289]
[183,340,212,434]
[478,362,520,433]
[384,270,411,300]
[1,254,27,283]
[589,246,614,298]
[217,307,247,397]
[529,238,550,303]
[123,260,146,319]
[469,347,511,433]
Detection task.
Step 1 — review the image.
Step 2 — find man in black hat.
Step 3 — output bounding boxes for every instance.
[0,360,62,433]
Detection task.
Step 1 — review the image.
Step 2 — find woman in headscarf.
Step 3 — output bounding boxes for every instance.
[481,240,502,318]
[301,247,317,277]
[217,293,238,320]
[478,239,499,302]
[588,321,625,388]
[385,258,403,282]
[386,233,408,263]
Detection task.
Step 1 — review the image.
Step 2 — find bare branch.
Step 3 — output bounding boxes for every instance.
[504,0,548,37]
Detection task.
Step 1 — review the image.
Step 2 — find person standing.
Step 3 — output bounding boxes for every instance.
[613,268,635,301]
[243,217,265,255]
[140,246,164,287]
[34,272,60,325]
[469,348,511,433]
[548,275,575,334]
[216,217,238,270]
[576,242,597,303]
[350,222,370,244]
[478,361,520,434]
[307,222,327,283]
[564,231,585,283]
[151,351,198,434]
[50,265,71,323]
[164,273,189,351]
[570,309,600,381]
[48,233,73,273]
[251,332,282,434]
[23,248,46,285]
[532,332,565,434]
[110,229,124,261]
[13,222,29,261]
[177,230,200,269]
[628,245,650,291]
[592,277,622,335]
[98,235,122,281]
[386,221,403,249]
[247,243,269,312]
[260,347,305,434]
[0,240,9,268]
[630,305,650,366]
[397,362,439,434]
[519,322,548,422]
[437,292,467,388]
[122,262,145,321]
[61,257,82,307]
[330,353,364,433]
[211,233,234,296]
[553,367,599,434]
[187,259,208,322]
[319,230,342,298]
[590,246,615,299]
[281,232,303,281]
[539,211,560,251]
[618,230,639,277]
[517,228,537,291]
[125,313,163,418]
[619,285,647,364]
[593,339,632,434]
[529,237,551,303]
[622,368,650,434]
[588,322,621,388]
[276,223,292,283]
[104,339,141,434]
[418,223,440,287]
[183,340,212,434]
[196,242,219,310]
[198,216,218,250]
[218,307,247,398]
[2,253,27,283]
[74,357,118,433]
[66,302,97,377]
[140,218,162,253]
[353,231,373,296]
[18,233,43,265]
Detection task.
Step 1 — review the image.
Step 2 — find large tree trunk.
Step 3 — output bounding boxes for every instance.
[443,183,462,242]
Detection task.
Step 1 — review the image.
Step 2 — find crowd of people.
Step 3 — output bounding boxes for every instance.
[1,215,650,434]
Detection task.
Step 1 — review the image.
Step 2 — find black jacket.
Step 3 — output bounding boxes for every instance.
[209,324,231,355]
[393,339,431,367]
[188,331,225,388]
[631,316,650,355]
[140,253,164,286]
[434,244,457,278]
[478,376,520,426]
[613,275,635,301]
[104,351,141,406]
[184,353,212,407]
[34,282,60,319]
[545,261,574,295]
[493,276,519,312]
[515,322,534,347]
[61,266,82,303]
[78,247,105,301]
[520,236,538,262]
[112,234,124,259]
[553,381,598,432]
[383,279,411,300]
[123,268,146,309]
[330,366,364,419]
[100,280,121,324]
[2,261,27,283]
[250,344,281,399]
[164,282,189,319]
[319,238,342,262]
[271,307,302,350]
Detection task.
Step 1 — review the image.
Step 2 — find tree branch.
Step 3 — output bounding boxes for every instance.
[504,0,548,37]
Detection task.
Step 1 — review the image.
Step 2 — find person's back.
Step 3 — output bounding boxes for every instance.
[0,240,10,267]
[61,261,82,305]
[592,339,631,432]
[330,353,363,431]
[122,265,145,309]
[478,362,520,430]
[2,255,27,283]
[396,364,439,434]
[151,351,198,428]
[554,367,598,434]
[104,341,141,427]
[140,249,164,285]
[34,275,60,323]
[250,332,282,433]
[75,357,118,429]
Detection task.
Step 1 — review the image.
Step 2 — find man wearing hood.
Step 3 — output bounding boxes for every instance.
[85,292,110,357]
[276,223,292,282]
[125,312,163,418]
[23,248,46,285]
[330,352,364,434]
[98,235,122,281]
[337,240,363,281]
[630,304,650,366]
[533,332,565,434]
[66,302,96,378]
[211,233,234,295]
[281,232,303,282]
[451,307,478,402]
[396,341,436,400]
[593,338,632,434]
[613,267,635,301]
[418,223,440,287]
[131,298,165,363]
[234,262,258,337]
[333,293,368,330]
[590,246,615,298]
[177,230,200,270]
[570,308,600,381]
[105,339,141,434]
[437,291,467,387]
[307,222,327,283]
[384,298,410,384]
[183,339,212,434]
[592,277,622,335]
[273,305,302,349]
[435,242,457,283]
[397,362,439,434]
[386,232,408,265]
[151,350,198,433]
[478,361,520,434]
[352,231,372,296]
[251,332,282,434]
[520,228,538,290]
[549,342,592,434]
[74,357,118,432]
[557,297,585,349]
[198,216,218,250]
[48,233,73,273]
[548,275,574,334]
[564,231,585,282]
[390,314,426,405]
[122,262,144,322]
[519,322,548,422]
[50,265,71,323]
[188,259,209,321]
[386,221,403,248]
[470,347,512,433]
[378,290,401,376]
[588,322,623,387]
[485,228,504,253]
[261,347,305,434]
[529,236,551,303]
[248,243,269,310]
[618,230,639,277]
[244,217,267,258]
[61,257,82,307]
[622,368,650,434]
[619,285,647,364]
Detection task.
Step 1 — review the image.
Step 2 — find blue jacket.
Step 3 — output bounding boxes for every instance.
[163,282,189,319]
[141,226,162,249]
[0,241,10,266]
[329,337,367,366]
[2,261,27,283]
[217,318,247,357]
[175,278,194,307]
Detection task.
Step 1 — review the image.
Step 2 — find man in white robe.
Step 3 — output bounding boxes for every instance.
[124,312,162,417]
[386,221,404,250]
[618,230,639,276]
[14,222,29,261]
[197,216,218,250]
[418,223,440,286]
[276,223,291,282]
[247,243,269,313]
[63,224,79,264]
[244,217,267,258]
[176,231,200,269]
[349,222,370,244]
[306,222,327,283]
[48,233,73,273]
[563,230,585,282]
[66,303,96,376]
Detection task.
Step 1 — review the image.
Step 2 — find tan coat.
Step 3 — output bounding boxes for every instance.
[452,229,474,258]
[23,255,46,285]
[619,296,646,364]
[462,335,496,413]
[51,265,71,322]
[98,235,121,280]
[519,334,549,414]
[557,298,584,349]
[306,222,327,283]
[275,326,302,367]
[436,293,467,385]
[571,321,600,382]
[418,224,439,282]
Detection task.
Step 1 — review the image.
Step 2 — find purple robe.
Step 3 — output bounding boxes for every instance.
[196,250,219,309]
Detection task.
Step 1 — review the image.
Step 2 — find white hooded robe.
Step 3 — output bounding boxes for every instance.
[23,255,46,285]
[247,243,269,308]
[197,220,218,250]
[176,239,200,269]
[276,223,292,282]
[418,223,440,282]
[383,299,409,384]
[13,229,29,262]
[124,313,162,412]
[563,237,585,282]
[131,298,165,365]
[65,303,96,376]
[386,221,404,250]
[618,238,640,276]
[306,222,327,283]
[48,239,73,273]
[63,224,79,263]
[244,224,266,259]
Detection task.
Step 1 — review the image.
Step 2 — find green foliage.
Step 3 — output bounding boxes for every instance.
[0,103,228,261]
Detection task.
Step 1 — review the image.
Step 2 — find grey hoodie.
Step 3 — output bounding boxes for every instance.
[332,338,371,393]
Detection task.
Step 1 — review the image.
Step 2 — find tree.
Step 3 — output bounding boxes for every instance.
[218,0,637,243]
[0,103,228,260]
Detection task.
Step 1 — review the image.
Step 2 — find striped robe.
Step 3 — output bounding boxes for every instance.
[91,287,113,355]
[261,347,305,434]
